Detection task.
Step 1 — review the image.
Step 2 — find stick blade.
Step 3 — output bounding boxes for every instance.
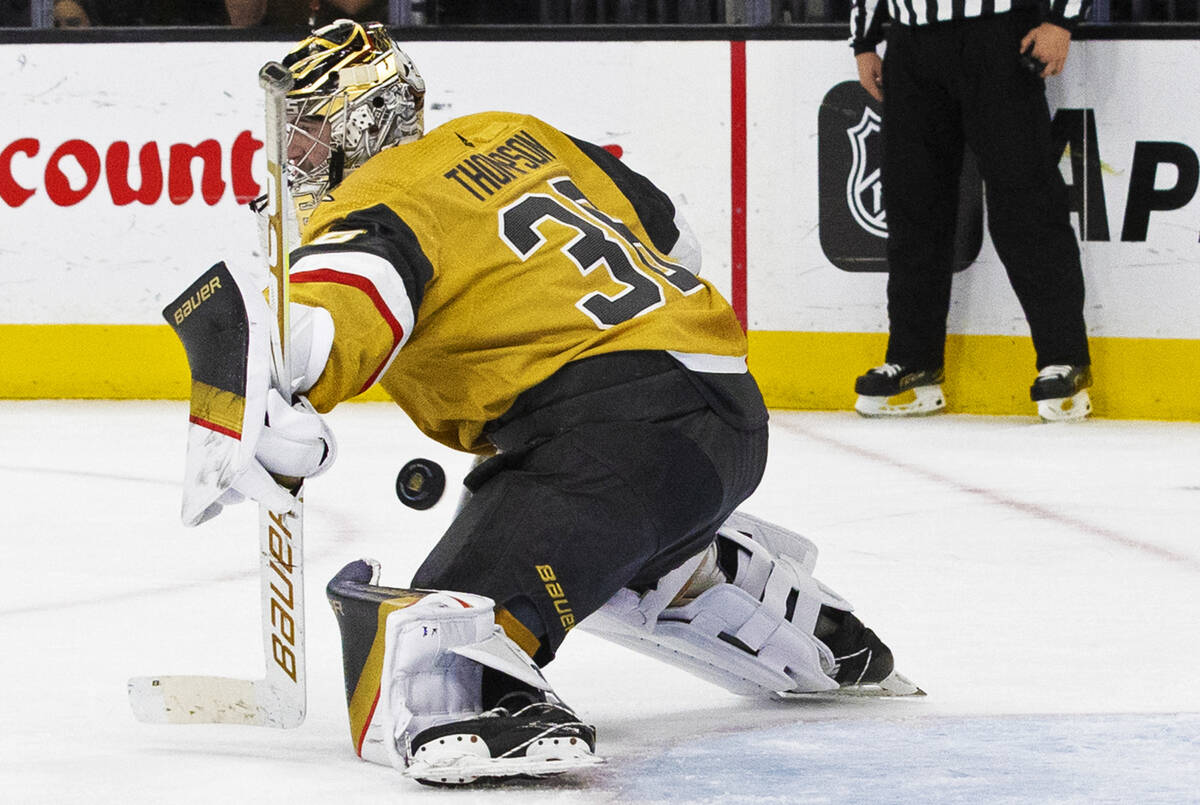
[128,675,304,728]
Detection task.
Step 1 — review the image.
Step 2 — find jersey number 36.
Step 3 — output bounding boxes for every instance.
[500,177,701,329]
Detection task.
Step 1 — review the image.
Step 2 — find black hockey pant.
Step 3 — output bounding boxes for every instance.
[411,351,769,665]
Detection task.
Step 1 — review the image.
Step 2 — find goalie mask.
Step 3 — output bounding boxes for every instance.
[281,19,425,220]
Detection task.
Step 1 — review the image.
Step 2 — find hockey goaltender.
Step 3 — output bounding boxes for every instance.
[153,19,921,786]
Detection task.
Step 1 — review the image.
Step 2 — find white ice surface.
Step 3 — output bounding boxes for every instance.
[1,401,1197,803]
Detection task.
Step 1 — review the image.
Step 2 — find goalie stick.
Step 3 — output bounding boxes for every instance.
[128,62,307,729]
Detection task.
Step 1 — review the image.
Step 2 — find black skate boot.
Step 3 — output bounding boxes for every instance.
[815,606,894,686]
[1030,365,1092,422]
[407,695,598,786]
[854,363,945,417]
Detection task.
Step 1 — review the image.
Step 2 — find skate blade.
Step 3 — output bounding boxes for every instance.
[405,750,604,785]
[1037,389,1092,422]
[778,671,926,699]
[855,386,945,418]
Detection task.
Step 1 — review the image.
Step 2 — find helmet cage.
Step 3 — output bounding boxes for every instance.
[280,21,425,216]
[284,69,423,210]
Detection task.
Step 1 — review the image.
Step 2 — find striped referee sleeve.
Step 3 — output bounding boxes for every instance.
[852,0,1091,41]
[849,0,888,53]
[1047,0,1092,28]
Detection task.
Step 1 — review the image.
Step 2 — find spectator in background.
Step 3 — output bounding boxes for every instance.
[52,0,91,25]
[1,0,30,27]
[432,1,541,23]
[53,0,228,25]
[226,0,387,26]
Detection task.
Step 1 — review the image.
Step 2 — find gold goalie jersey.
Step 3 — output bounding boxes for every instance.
[290,111,748,452]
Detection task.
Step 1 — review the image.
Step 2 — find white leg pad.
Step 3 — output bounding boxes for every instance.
[368,592,552,771]
[718,513,852,631]
[724,509,819,575]
[580,511,853,696]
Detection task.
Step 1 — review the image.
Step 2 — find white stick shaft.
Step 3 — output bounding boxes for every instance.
[257,61,306,723]
[259,61,295,392]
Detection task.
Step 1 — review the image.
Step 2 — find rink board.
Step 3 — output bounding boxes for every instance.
[1,33,1198,418]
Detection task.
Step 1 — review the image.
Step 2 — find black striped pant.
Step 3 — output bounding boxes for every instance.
[880,8,1091,371]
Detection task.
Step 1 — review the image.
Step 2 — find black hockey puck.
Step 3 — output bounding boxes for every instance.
[395,458,446,510]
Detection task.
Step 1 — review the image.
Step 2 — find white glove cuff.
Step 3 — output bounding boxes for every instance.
[227,461,299,516]
[257,391,338,479]
[289,303,335,395]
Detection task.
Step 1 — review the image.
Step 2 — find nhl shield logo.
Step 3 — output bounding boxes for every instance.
[818,81,983,273]
[846,107,886,238]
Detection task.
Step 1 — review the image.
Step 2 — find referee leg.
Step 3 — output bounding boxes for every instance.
[880,25,965,370]
[960,11,1090,369]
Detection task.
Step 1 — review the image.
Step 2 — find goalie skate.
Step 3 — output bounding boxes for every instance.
[406,753,604,786]
[405,701,602,786]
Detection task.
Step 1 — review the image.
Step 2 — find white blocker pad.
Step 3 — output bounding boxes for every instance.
[580,510,852,697]
[368,591,552,772]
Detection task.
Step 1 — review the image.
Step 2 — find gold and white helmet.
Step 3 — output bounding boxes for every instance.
[281,19,425,216]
